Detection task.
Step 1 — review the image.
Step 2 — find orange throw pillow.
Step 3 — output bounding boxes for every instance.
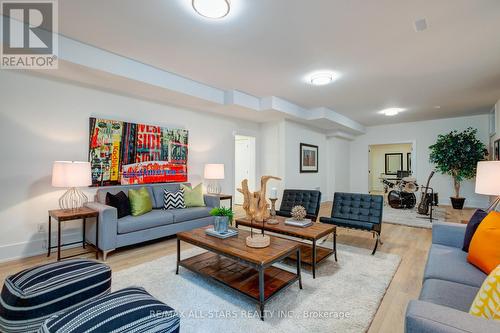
[467,211,500,274]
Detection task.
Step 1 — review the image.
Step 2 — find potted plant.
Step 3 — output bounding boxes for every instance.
[429,127,487,209]
[209,207,234,234]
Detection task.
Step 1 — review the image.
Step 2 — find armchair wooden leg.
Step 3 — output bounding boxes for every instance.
[371,232,381,255]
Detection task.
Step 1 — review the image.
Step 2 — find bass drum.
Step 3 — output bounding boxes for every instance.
[388,190,417,209]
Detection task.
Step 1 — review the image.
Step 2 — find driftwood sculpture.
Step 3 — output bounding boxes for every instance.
[237,176,281,248]
[237,176,281,222]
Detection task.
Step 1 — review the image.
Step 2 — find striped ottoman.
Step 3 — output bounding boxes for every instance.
[40,287,180,333]
[0,259,111,333]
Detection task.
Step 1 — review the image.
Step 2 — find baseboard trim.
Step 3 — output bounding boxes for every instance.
[0,230,83,263]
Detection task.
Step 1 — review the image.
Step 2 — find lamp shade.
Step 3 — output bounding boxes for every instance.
[475,161,500,196]
[52,161,92,188]
[204,164,224,180]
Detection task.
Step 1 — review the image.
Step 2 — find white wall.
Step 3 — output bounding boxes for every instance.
[283,120,327,193]
[326,137,351,200]
[260,120,351,203]
[350,115,490,208]
[0,71,261,262]
[259,121,286,204]
[234,135,256,204]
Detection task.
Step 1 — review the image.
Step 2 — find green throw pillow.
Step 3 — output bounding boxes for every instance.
[128,187,153,216]
[181,183,205,207]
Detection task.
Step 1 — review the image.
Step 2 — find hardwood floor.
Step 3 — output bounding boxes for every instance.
[1,202,466,332]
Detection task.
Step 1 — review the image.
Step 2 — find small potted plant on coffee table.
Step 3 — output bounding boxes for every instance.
[209,207,234,234]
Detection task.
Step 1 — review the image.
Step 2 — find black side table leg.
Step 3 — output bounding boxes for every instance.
[297,248,302,289]
[95,215,99,260]
[57,220,61,261]
[83,218,86,249]
[176,238,180,275]
[312,239,317,279]
[47,216,51,257]
[333,230,338,262]
[259,268,265,321]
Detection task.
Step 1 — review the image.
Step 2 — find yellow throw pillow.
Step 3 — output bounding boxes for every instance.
[128,187,153,216]
[469,265,500,320]
[180,183,205,207]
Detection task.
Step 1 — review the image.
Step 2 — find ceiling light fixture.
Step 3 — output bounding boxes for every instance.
[308,72,337,86]
[379,107,406,116]
[192,0,230,19]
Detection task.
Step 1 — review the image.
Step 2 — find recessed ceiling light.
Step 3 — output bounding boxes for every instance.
[307,71,338,86]
[379,107,406,116]
[434,105,441,109]
[192,0,230,19]
[414,18,428,32]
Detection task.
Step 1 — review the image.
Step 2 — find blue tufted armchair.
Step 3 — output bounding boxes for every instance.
[320,192,384,254]
[276,189,322,222]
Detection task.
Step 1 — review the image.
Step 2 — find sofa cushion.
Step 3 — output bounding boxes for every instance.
[462,209,488,252]
[117,210,173,234]
[424,244,487,288]
[96,185,154,205]
[128,187,153,216]
[169,207,212,223]
[420,278,479,312]
[105,191,131,219]
[320,216,374,231]
[151,183,185,209]
[181,183,206,207]
[163,189,186,210]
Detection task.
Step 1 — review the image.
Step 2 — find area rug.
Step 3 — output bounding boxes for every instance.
[382,205,444,229]
[112,242,401,333]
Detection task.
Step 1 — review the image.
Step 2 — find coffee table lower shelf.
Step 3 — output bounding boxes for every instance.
[178,251,299,303]
[288,243,334,266]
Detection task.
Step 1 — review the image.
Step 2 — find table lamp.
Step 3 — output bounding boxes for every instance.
[204,164,224,194]
[52,161,92,211]
[475,161,500,211]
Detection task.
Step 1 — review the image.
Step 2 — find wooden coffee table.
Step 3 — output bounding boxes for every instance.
[176,227,302,320]
[235,216,336,279]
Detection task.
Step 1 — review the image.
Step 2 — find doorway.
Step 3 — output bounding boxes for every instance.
[234,135,256,205]
[368,142,414,193]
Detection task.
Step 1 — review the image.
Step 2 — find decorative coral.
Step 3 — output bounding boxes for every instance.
[291,205,307,220]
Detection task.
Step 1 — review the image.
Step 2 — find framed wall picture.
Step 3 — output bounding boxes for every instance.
[300,143,318,173]
[89,117,188,186]
[385,153,403,175]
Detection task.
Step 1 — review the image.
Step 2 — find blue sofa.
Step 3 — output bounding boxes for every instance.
[405,222,499,332]
[84,183,219,260]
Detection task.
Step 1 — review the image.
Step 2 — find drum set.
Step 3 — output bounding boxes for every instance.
[381,176,419,209]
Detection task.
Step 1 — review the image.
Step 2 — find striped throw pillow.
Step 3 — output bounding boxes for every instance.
[163,189,185,210]
[39,287,180,333]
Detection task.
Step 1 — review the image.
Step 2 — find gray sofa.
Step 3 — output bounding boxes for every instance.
[405,222,499,333]
[84,183,219,260]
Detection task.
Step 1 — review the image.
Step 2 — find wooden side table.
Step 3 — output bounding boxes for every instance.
[206,193,233,209]
[47,207,99,261]
[218,194,233,209]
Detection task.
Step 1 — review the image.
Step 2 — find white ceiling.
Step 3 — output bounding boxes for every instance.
[32,1,500,125]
